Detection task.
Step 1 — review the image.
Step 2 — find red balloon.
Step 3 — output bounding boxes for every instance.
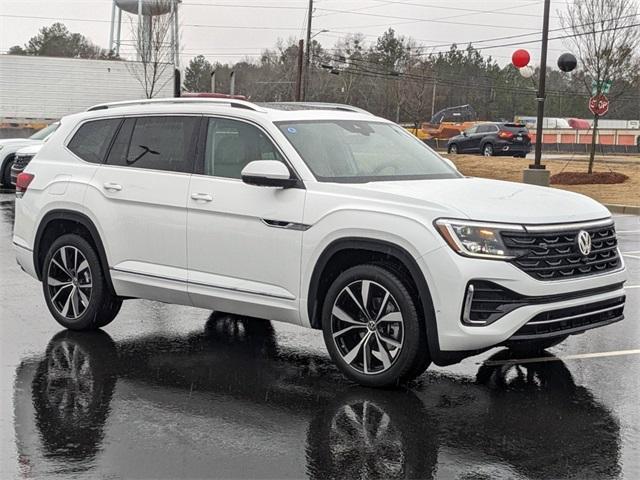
[512,49,530,68]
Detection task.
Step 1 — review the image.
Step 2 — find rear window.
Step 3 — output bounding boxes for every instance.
[105,116,199,173]
[67,119,121,163]
[503,123,528,133]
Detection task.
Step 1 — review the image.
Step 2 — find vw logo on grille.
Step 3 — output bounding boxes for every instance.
[577,230,592,256]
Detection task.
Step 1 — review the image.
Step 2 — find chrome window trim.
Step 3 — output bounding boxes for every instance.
[524,218,614,232]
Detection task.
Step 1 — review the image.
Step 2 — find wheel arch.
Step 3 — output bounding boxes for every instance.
[307,237,441,359]
[33,209,115,294]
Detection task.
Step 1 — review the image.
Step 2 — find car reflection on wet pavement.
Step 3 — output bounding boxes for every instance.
[13,313,621,479]
[1,192,639,479]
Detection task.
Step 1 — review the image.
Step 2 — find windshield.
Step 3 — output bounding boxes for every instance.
[29,122,59,141]
[276,120,460,183]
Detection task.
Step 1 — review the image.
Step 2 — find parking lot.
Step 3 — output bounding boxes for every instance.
[0,191,638,479]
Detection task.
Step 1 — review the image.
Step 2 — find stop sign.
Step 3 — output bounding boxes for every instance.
[589,94,609,116]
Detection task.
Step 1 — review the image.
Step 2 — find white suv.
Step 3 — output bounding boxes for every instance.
[13,98,626,387]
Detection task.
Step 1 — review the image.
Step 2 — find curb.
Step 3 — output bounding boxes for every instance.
[604,204,640,215]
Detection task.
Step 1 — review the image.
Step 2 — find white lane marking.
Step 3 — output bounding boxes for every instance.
[482,349,640,366]
[616,230,640,234]
[623,255,640,260]
[625,285,640,289]
[622,251,640,254]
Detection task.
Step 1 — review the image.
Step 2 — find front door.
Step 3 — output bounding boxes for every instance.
[187,117,306,325]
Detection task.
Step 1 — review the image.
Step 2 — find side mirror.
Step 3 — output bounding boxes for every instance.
[241,160,297,188]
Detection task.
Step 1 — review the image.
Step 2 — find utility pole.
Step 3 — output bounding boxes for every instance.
[295,39,304,101]
[302,0,313,101]
[210,70,216,93]
[230,70,236,96]
[523,0,551,186]
[431,80,437,117]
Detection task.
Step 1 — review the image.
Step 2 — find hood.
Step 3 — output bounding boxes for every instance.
[16,144,43,156]
[350,177,610,225]
[0,138,39,148]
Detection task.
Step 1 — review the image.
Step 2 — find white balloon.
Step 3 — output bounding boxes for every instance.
[519,66,535,78]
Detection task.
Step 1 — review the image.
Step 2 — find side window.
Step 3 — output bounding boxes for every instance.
[67,118,121,163]
[476,125,491,134]
[105,116,199,173]
[465,126,477,135]
[203,118,283,179]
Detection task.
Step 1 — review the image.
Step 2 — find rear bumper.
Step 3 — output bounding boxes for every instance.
[494,140,531,154]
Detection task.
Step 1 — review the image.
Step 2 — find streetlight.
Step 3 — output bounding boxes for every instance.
[303,25,330,100]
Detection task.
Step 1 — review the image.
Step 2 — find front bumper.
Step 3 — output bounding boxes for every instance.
[418,246,627,351]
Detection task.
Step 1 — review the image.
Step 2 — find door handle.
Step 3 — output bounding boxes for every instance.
[103,182,122,192]
[190,193,213,202]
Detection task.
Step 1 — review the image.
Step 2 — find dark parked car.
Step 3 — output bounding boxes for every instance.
[447,122,531,157]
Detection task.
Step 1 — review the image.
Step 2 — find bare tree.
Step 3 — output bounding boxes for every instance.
[126,1,176,98]
[560,0,640,173]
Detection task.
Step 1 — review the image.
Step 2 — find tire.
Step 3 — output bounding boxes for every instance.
[306,389,437,480]
[32,330,117,460]
[448,144,458,154]
[506,335,568,356]
[482,143,494,157]
[0,155,15,188]
[42,234,122,330]
[321,264,428,388]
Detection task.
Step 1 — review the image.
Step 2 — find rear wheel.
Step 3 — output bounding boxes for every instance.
[482,143,494,157]
[321,264,429,388]
[42,234,122,330]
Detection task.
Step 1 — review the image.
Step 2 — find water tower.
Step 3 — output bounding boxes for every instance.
[109,0,181,67]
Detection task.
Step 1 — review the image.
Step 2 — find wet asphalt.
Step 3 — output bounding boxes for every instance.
[0,191,638,480]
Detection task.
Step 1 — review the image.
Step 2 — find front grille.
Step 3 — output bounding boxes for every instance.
[510,295,625,340]
[462,280,623,326]
[13,154,34,170]
[502,223,620,280]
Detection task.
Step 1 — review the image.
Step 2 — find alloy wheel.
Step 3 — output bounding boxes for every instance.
[328,400,405,478]
[484,144,493,156]
[47,246,93,320]
[449,145,458,154]
[331,280,404,375]
[45,339,95,420]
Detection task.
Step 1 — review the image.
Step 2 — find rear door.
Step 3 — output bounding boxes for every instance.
[472,124,496,151]
[84,115,200,304]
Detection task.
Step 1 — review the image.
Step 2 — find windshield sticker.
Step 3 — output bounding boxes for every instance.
[287,127,297,134]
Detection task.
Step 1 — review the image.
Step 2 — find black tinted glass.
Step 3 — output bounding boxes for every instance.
[106,116,199,173]
[67,119,121,163]
[203,118,283,179]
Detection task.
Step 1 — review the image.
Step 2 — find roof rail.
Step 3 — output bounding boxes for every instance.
[260,102,373,115]
[86,97,266,113]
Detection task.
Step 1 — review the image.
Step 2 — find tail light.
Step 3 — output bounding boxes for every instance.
[498,130,514,139]
[15,172,34,198]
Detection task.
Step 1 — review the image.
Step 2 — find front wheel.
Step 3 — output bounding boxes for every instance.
[42,234,122,330]
[448,144,459,154]
[1,156,15,188]
[482,143,494,157]
[321,264,429,387]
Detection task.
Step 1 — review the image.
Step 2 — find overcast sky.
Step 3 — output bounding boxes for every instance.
[0,0,606,68]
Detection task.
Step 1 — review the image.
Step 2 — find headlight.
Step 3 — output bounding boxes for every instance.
[435,219,525,260]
